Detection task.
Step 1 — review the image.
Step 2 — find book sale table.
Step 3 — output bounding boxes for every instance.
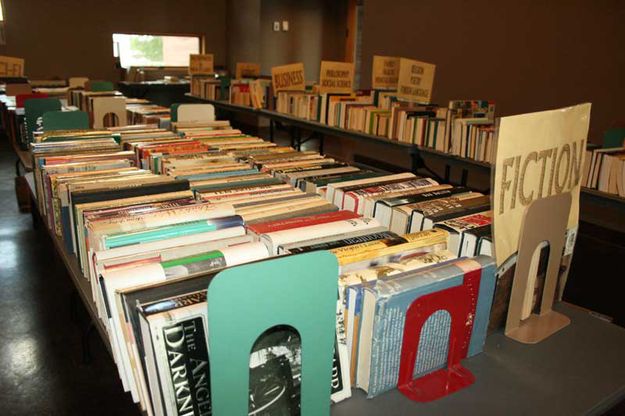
[25,173,625,415]
[334,303,625,415]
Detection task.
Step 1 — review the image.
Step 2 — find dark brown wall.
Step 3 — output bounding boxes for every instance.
[226,0,262,73]
[225,0,347,80]
[360,0,625,141]
[259,0,347,80]
[0,0,227,82]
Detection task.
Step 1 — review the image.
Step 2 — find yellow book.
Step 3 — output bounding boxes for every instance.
[332,228,448,266]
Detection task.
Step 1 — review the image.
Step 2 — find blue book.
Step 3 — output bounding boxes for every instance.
[356,255,495,397]
[104,215,243,249]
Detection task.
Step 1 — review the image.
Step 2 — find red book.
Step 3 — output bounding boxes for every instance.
[17,93,48,108]
[247,210,360,235]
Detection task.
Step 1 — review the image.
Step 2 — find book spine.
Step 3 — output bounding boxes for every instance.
[162,251,227,279]
[468,256,497,357]
[143,291,207,316]
[333,228,449,265]
[104,215,244,249]
[288,231,398,254]
[262,218,381,255]
[93,203,236,235]
[248,210,359,234]
[331,236,409,259]
[161,316,211,415]
[367,269,463,397]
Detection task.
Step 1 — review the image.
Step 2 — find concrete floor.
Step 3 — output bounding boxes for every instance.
[0,139,137,415]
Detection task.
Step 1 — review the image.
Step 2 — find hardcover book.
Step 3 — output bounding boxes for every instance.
[357,256,496,397]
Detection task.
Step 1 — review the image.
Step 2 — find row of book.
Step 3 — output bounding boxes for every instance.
[68,88,123,113]
[190,75,222,100]
[229,78,273,109]
[126,102,171,126]
[583,146,625,197]
[215,81,497,163]
[66,88,173,128]
[274,91,496,162]
[31,108,500,414]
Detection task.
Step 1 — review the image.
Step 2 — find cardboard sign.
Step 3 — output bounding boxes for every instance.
[396,58,436,103]
[235,62,260,79]
[0,55,25,77]
[91,96,127,128]
[492,103,591,267]
[371,55,400,90]
[271,62,306,92]
[319,61,354,94]
[189,54,214,75]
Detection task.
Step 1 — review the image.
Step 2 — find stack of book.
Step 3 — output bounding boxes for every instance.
[229,78,274,110]
[68,89,123,111]
[30,103,498,414]
[446,100,496,162]
[273,87,496,162]
[275,90,321,120]
[126,102,171,125]
[190,74,222,100]
[583,146,625,196]
[228,79,252,106]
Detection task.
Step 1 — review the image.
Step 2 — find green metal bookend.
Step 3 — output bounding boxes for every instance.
[207,251,339,416]
[24,97,62,143]
[170,103,181,122]
[87,80,114,92]
[43,110,89,131]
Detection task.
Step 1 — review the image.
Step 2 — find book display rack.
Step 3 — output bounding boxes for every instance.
[1,35,624,413]
[184,95,625,235]
[22,168,625,416]
[184,95,492,193]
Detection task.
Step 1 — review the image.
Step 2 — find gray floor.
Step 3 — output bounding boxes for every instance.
[0,139,137,415]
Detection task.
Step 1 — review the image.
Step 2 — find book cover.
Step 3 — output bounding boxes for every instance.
[287,230,398,255]
[260,217,381,255]
[434,212,492,256]
[342,177,439,215]
[358,256,496,397]
[411,194,490,232]
[247,209,360,235]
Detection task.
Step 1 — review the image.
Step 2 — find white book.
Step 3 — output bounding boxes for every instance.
[87,202,235,256]
[202,189,305,205]
[277,226,388,254]
[389,204,416,234]
[285,166,360,186]
[367,184,453,220]
[143,301,207,416]
[100,263,167,404]
[96,235,254,279]
[90,226,246,319]
[198,183,293,201]
[260,218,382,255]
[342,178,438,215]
[326,172,416,208]
[162,242,269,279]
[235,195,324,216]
